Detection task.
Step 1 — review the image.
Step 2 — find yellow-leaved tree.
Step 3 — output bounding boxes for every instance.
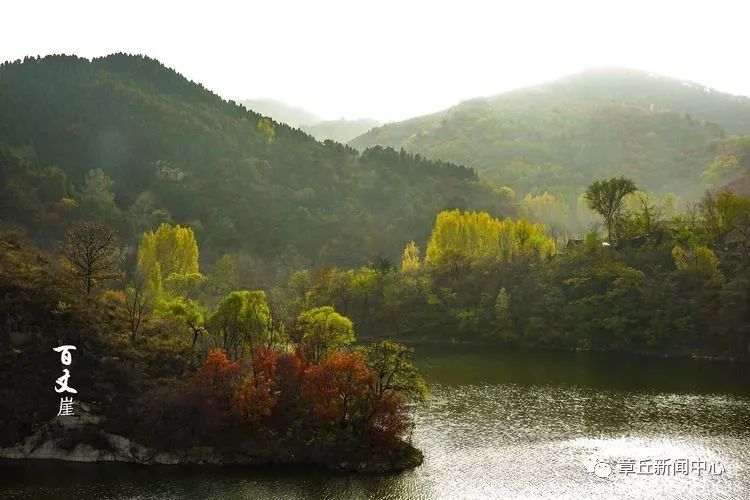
[401,241,421,273]
[137,223,200,297]
[424,210,556,268]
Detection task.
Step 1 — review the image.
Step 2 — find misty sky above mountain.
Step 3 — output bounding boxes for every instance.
[2,0,749,122]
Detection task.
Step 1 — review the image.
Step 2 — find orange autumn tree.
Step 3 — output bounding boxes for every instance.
[301,351,374,426]
[235,345,280,425]
[192,348,241,417]
[190,316,427,445]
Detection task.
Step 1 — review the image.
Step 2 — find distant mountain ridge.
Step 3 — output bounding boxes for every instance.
[494,68,750,133]
[350,68,750,200]
[302,118,381,144]
[239,99,381,143]
[238,98,322,128]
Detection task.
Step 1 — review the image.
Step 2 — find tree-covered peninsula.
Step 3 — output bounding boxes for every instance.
[0,227,427,471]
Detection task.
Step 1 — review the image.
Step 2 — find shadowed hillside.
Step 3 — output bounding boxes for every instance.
[0,54,511,268]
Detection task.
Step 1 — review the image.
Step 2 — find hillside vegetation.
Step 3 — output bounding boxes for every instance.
[351,68,750,205]
[0,54,510,270]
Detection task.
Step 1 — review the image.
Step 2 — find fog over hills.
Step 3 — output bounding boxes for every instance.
[350,68,750,201]
[239,98,322,128]
[239,99,380,143]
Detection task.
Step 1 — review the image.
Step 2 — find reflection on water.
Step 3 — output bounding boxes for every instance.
[2,347,749,499]
[406,383,749,499]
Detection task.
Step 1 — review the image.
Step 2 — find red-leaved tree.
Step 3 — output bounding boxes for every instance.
[301,351,375,426]
[192,348,241,417]
[235,346,279,425]
[367,391,410,443]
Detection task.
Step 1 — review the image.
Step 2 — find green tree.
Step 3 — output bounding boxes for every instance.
[371,254,395,276]
[295,306,355,363]
[585,176,637,243]
[698,190,750,245]
[624,191,662,236]
[209,290,272,358]
[359,340,428,402]
[351,267,378,317]
[163,272,206,299]
[156,296,207,347]
[672,244,720,281]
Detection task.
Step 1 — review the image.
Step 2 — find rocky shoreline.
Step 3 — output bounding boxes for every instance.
[0,403,423,473]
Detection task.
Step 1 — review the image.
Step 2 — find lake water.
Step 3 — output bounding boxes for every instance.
[2,346,749,499]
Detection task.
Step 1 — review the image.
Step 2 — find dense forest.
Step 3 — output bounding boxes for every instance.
[351,68,750,229]
[0,54,509,271]
[0,228,426,470]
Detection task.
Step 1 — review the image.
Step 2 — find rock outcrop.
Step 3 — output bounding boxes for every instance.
[0,401,423,472]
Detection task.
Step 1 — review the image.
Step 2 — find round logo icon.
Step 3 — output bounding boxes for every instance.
[584,455,612,478]
[594,461,612,478]
[583,455,600,473]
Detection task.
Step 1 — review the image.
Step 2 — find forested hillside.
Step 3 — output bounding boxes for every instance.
[3,55,749,362]
[350,68,750,204]
[0,54,510,270]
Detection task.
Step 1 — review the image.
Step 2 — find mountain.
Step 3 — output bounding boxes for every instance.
[350,68,750,201]
[0,54,510,269]
[301,118,381,144]
[239,99,380,143]
[238,98,321,128]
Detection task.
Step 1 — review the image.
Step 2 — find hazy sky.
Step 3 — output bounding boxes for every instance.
[2,0,749,122]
